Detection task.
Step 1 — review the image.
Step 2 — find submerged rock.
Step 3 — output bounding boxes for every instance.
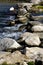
[0,38,21,51]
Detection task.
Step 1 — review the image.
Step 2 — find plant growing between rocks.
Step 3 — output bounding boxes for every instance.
[27,62,35,65]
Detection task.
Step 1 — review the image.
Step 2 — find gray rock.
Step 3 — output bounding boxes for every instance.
[18,8,27,15]
[20,32,41,46]
[25,47,43,61]
[33,32,43,39]
[32,16,43,21]
[32,25,43,32]
[18,3,33,12]
[31,0,43,4]
[0,38,21,50]
[28,21,42,25]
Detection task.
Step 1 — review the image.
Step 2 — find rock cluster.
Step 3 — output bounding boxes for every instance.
[0,3,43,65]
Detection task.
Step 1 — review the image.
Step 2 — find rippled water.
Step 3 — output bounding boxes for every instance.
[0,12,26,40]
[0,4,43,40]
[0,4,21,40]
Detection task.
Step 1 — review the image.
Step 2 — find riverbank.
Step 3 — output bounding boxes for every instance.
[0,3,43,65]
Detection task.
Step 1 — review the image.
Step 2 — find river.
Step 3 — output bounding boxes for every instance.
[0,3,43,40]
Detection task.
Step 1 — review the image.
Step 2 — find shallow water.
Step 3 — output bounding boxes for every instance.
[0,4,43,40]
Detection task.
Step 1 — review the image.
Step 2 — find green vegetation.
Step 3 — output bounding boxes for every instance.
[1,61,35,65]
[32,5,43,9]
[27,62,35,65]
[31,4,43,13]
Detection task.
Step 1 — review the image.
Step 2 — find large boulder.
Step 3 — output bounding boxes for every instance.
[25,47,43,61]
[32,25,43,32]
[20,32,41,46]
[0,38,21,51]
[0,51,28,64]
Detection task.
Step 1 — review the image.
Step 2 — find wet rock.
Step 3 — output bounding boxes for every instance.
[18,16,28,23]
[0,38,21,51]
[18,8,27,15]
[25,47,43,61]
[20,32,41,46]
[7,21,15,26]
[32,25,43,32]
[18,3,33,11]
